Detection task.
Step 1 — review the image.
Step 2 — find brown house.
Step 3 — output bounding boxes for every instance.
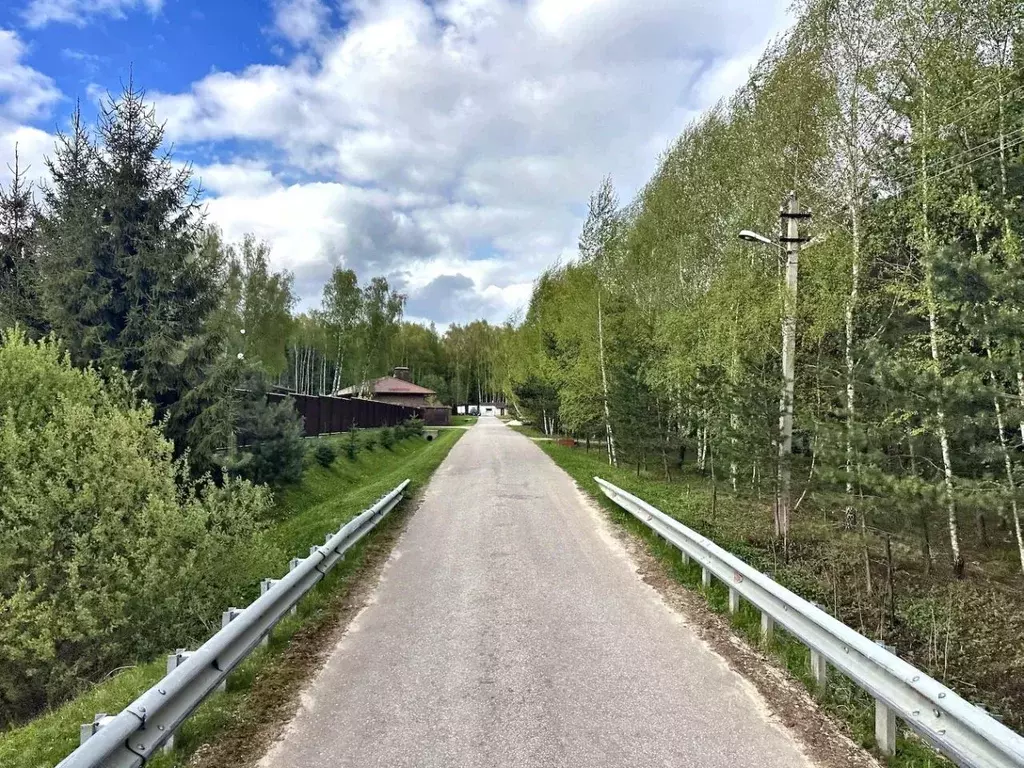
[334,367,437,408]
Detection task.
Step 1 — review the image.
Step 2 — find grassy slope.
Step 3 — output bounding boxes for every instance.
[508,424,549,439]
[0,429,463,768]
[540,442,1024,767]
[450,415,478,427]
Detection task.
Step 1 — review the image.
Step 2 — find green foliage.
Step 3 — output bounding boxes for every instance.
[345,427,359,461]
[0,330,272,724]
[313,440,336,468]
[0,149,44,335]
[221,386,306,488]
[37,86,218,409]
[215,232,296,377]
[500,0,1024,738]
[33,93,230,470]
[380,426,395,450]
[0,429,464,766]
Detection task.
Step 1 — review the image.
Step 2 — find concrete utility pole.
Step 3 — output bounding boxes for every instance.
[776,192,811,553]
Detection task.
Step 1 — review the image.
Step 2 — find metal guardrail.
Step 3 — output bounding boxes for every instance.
[595,477,1024,768]
[58,480,411,768]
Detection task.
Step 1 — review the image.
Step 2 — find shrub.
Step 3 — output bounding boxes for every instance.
[380,427,395,450]
[223,387,305,487]
[313,440,336,468]
[403,418,425,437]
[345,428,358,460]
[0,329,273,724]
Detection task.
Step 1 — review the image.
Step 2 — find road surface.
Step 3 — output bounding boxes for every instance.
[259,417,815,768]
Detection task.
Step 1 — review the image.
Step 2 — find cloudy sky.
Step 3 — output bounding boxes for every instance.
[0,0,792,326]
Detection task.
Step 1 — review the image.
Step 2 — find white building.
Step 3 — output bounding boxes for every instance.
[456,403,508,416]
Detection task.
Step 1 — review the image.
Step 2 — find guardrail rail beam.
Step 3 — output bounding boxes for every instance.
[594,476,1024,768]
[62,479,410,768]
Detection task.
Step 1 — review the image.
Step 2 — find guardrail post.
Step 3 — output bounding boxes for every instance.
[259,579,280,647]
[164,649,195,750]
[288,558,302,615]
[728,587,740,614]
[760,612,775,643]
[79,713,115,745]
[810,649,827,690]
[875,699,897,755]
[680,550,689,565]
[701,566,711,588]
[218,607,244,692]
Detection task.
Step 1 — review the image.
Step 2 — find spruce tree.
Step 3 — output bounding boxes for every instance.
[37,103,105,360]
[39,83,220,406]
[0,147,44,333]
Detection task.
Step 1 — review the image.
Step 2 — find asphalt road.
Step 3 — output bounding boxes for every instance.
[258,417,815,768]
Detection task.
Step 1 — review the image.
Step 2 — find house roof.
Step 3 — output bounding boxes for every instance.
[335,376,436,397]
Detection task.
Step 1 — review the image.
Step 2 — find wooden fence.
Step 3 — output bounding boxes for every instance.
[267,393,421,437]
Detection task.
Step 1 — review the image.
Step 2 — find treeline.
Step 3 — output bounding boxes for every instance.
[0,80,514,476]
[506,0,1024,578]
[284,295,514,409]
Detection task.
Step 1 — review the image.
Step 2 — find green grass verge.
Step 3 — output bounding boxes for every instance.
[509,424,549,439]
[538,441,954,768]
[449,415,478,427]
[0,429,463,768]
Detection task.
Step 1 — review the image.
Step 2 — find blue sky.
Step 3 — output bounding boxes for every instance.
[0,0,792,325]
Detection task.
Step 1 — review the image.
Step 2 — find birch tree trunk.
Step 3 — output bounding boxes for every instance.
[989,365,1024,575]
[844,196,861,529]
[597,290,617,466]
[920,93,964,576]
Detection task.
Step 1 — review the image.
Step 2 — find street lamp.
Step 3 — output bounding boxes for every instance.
[738,229,775,247]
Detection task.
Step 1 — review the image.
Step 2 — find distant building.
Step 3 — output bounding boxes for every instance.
[457,402,507,416]
[335,367,437,409]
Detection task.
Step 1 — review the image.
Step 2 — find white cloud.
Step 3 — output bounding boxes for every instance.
[22,0,162,28]
[0,123,53,189]
[153,0,793,324]
[272,0,332,47]
[0,30,60,189]
[0,30,62,123]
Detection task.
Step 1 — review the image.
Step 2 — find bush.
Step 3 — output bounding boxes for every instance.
[313,440,336,468]
[221,387,305,487]
[345,428,358,460]
[403,418,425,437]
[380,427,395,450]
[0,330,273,724]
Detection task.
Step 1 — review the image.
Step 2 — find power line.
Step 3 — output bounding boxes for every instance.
[893,131,1024,197]
[924,69,1023,130]
[888,120,1024,188]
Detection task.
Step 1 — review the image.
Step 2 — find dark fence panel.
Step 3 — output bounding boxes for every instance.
[262,390,442,435]
[266,392,424,436]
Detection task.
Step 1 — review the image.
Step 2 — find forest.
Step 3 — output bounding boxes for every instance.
[507,0,1024,578]
[501,0,1024,730]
